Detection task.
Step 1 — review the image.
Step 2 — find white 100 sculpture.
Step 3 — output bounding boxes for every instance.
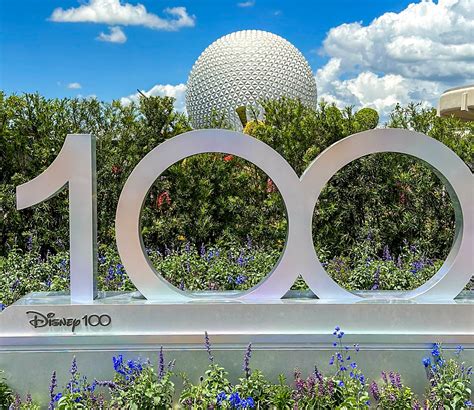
[16,129,473,304]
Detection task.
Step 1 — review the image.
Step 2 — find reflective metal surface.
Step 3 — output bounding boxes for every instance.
[116,128,473,301]
[16,134,97,304]
[186,30,317,129]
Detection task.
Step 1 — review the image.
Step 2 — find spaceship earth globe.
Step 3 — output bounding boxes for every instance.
[186,30,317,129]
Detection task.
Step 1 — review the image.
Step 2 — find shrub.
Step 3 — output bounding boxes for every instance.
[107,348,175,409]
[179,332,232,408]
[53,357,105,410]
[8,393,40,410]
[422,344,472,409]
[0,369,12,409]
[369,372,415,409]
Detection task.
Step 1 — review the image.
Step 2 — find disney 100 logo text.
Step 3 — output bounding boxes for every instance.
[26,311,111,332]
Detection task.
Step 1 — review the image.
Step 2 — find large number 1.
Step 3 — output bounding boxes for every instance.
[16,134,97,303]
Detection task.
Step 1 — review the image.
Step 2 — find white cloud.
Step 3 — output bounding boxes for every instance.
[50,0,195,31]
[316,0,474,119]
[97,26,127,43]
[237,1,255,7]
[67,82,82,89]
[121,83,187,112]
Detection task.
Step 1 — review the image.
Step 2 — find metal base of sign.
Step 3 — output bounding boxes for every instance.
[1,291,473,406]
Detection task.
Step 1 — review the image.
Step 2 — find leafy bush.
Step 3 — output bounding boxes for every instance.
[179,332,233,408]
[2,330,472,408]
[2,93,471,266]
[369,372,415,409]
[1,238,451,309]
[52,357,105,410]
[422,344,472,409]
[106,349,175,409]
[0,369,12,409]
[8,394,40,410]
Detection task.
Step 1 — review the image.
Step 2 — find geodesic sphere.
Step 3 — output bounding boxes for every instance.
[186,30,317,129]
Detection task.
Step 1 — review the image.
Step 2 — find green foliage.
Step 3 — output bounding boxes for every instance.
[354,107,379,130]
[267,374,295,409]
[235,370,270,407]
[179,363,232,408]
[2,93,470,267]
[1,239,450,309]
[8,394,40,410]
[423,344,472,409]
[0,369,12,410]
[369,372,415,409]
[292,369,338,409]
[55,357,105,410]
[109,366,174,409]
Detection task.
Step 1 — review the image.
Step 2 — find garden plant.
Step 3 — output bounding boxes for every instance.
[0,328,472,409]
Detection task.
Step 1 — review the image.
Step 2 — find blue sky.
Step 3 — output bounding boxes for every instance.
[1,0,473,116]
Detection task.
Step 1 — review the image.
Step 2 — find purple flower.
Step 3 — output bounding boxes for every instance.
[369,381,380,401]
[158,346,164,380]
[371,267,380,290]
[204,331,214,363]
[235,274,247,285]
[383,245,392,261]
[49,371,57,410]
[243,343,252,379]
[70,356,78,378]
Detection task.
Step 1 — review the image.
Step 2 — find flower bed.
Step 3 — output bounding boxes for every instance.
[1,328,472,409]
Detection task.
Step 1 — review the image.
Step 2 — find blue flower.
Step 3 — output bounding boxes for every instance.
[465,400,473,408]
[53,393,62,402]
[0,303,5,311]
[241,397,255,408]
[422,357,431,368]
[329,356,335,365]
[350,362,357,369]
[455,345,464,355]
[359,374,366,384]
[216,392,227,404]
[235,274,247,285]
[338,380,344,387]
[431,343,440,357]
[333,342,337,347]
[229,392,241,406]
[340,366,347,372]
[354,344,360,352]
[337,331,345,339]
[335,326,340,331]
